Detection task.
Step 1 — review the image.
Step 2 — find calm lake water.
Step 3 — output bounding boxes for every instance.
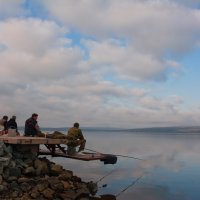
[48,131,200,200]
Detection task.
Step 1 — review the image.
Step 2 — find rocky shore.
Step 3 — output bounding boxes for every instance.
[0,141,116,200]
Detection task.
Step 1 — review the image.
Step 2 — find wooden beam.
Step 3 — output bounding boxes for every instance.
[0,136,68,145]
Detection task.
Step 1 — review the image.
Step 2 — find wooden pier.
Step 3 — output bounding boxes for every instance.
[0,136,117,164]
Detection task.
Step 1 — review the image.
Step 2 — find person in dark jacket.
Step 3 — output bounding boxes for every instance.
[6,116,19,135]
[6,116,18,130]
[24,113,41,136]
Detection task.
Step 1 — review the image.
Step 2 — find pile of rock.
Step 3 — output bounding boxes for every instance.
[0,141,116,200]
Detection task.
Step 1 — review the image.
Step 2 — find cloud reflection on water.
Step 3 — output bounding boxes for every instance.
[118,185,189,200]
[49,131,200,199]
[139,153,185,172]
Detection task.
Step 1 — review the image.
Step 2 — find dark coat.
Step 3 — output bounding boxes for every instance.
[6,118,18,132]
[24,117,38,136]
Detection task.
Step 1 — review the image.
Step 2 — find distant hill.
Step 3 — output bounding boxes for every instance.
[18,126,200,134]
[125,126,200,134]
[18,126,125,132]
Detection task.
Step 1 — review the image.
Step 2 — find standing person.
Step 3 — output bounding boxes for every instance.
[6,116,20,135]
[0,115,8,134]
[24,113,41,137]
[67,122,86,154]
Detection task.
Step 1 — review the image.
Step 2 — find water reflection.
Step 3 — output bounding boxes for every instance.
[120,185,189,200]
[50,131,200,199]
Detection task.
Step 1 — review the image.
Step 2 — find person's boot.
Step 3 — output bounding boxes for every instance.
[78,140,86,152]
[67,146,76,155]
[78,146,84,152]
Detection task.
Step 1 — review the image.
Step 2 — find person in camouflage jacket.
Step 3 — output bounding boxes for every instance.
[67,122,86,154]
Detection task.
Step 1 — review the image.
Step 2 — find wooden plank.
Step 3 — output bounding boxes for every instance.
[39,150,118,164]
[39,150,106,161]
[0,136,68,145]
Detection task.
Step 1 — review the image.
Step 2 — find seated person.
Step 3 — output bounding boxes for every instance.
[24,113,41,137]
[6,116,20,135]
[66,122,86,154]
[0,115,8,135]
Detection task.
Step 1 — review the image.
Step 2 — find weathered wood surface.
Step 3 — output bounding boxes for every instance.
[39,150,117,164]
[39,150,106,161]
[0,136,68,144]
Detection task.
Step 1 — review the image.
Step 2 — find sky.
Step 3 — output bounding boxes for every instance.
[0,0,200,128]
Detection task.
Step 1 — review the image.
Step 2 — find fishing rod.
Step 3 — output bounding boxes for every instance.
[85,148,144,161]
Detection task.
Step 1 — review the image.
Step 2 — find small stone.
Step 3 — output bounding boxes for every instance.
[8,160,16,168]
[10,181,19,189]
[0,175,3,184]
[23,166,35,175]
[24,158,34,167]
[2,168,9,180]
[78,197,90,200]
[37,180,49,192]
[71,175,82,182]
[15,159,28,168]
[0,142,5,156]
[58,190,77,199]
[48,177,64,192]
[87,181,98,196]
[0,184,6,192]
[35,158,49,176]
[58,171,73,181]
[3,145,13,155]
[11,190,19,198]
[19,193,31,200]
[2,181,8,186]
[41,188,54,199]
[13,152,23,159]
[20,182,32,192]
[9,167,21,177]
[30,189,40,199]
[7,176,18,182]
[0,157,10,167]
[61,181,72,189]
[76,187,90,197]
[18,177,29,183]
[50,164,63,175]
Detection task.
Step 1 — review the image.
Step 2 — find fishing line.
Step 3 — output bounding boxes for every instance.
[97,174,144,199]
[85,148,144,161]
[115,174,144,197]
[96,168,117,184]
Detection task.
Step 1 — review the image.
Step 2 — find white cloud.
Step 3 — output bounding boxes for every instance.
[138,95,182,112]
[0,18,68,55]
[0,0,25,18]
[41,0,200,82]
[84,39,171,81]
[0,18,84,82]
[0,1,199,128]
[44,0,200,54]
